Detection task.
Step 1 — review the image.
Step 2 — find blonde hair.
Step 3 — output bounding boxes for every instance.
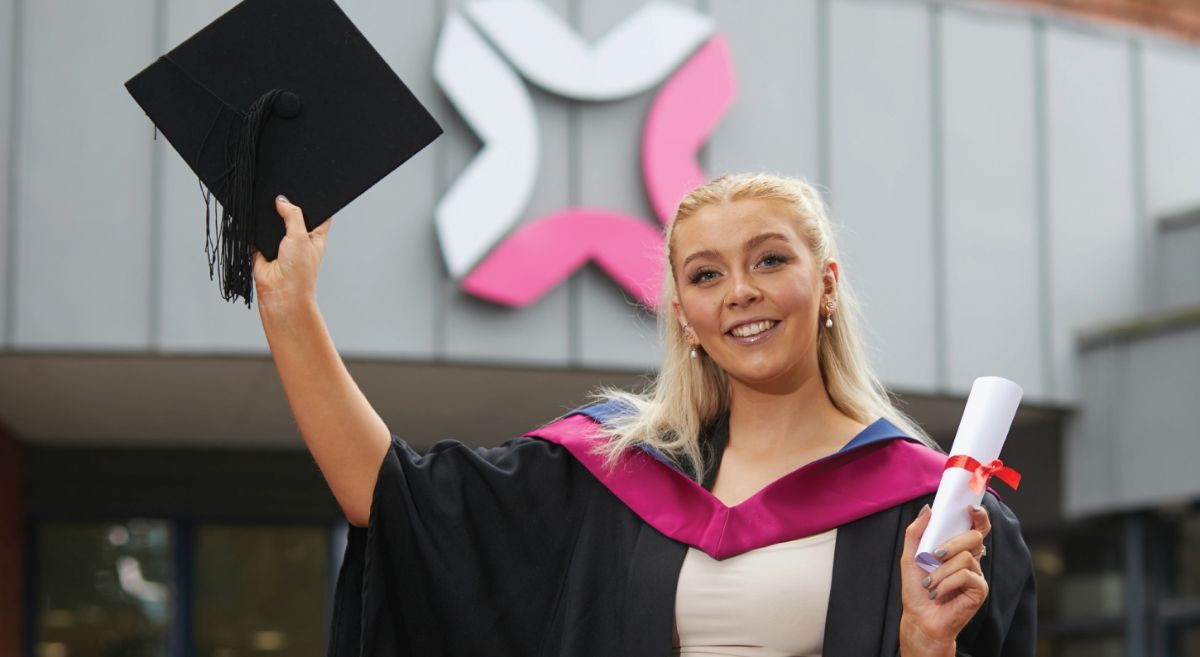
[589,172,937,480]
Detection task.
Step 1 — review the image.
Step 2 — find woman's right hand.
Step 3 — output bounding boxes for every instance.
[252,195,332,313]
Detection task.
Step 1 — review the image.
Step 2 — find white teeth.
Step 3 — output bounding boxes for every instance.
[730,320,776,338]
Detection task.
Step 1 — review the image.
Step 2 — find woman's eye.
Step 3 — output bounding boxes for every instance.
[689,270,718,284]
[758,253,790,268]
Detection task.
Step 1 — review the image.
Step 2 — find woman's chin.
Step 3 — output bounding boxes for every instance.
[722,361,798,390]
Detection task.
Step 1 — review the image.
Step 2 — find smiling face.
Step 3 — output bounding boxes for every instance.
[670,198,838,392]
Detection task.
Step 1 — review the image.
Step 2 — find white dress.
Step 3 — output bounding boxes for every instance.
[671,528,837,657]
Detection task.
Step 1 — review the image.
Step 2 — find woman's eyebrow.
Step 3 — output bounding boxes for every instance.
[680,232,791,270]
[681,248,720,270]
[744,232,790,250]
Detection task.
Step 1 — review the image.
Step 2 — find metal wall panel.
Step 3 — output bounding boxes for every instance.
[13,0,157,349]
[940,10,1044,398]
[828,0,938,391]
[155,0,265,353]
[1161,225,1200,309]
[574,0,673,370]
[1063,342,1123,516]
[1142,46,1200,311]
[439,0,572,366]
[1116,328,1200,507]
[1142,46,1200,221]
[1067,327,1200,516]
[1044,28,1138,400]
[0,0,14,347]
[707,0,820,182]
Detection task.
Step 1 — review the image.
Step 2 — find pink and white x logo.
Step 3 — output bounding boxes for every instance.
[433,1,736,311]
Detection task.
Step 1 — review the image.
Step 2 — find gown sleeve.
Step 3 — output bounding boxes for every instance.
[955,492,1038,657]
[326,433,598,657]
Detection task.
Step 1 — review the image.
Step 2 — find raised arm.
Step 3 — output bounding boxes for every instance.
[253,195,391,528]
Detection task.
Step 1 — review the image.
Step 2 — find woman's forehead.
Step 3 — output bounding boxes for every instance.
[674,199,802,250]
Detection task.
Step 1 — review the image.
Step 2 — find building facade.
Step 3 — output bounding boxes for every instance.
[1,0,1198,655]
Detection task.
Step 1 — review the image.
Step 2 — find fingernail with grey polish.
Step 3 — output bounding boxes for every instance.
[921,575,931,589]
[277,194,289,203]
[972,504,985,513]
[934,548,947,560]
[928,588,938,600]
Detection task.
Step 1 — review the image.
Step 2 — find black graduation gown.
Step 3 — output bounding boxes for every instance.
[327,410,1037,657]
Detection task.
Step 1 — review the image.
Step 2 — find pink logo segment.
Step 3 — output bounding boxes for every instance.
[643,35,736,227]
[462,210,665,308]
[465,35,736,310]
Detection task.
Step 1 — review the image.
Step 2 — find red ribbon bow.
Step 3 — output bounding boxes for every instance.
[944,455,1022,495]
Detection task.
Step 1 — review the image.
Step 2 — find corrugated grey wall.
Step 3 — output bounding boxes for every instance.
[1044,27,1141,400]
[941,11,1041,398]
[12,0,158,349]
[1068,326,1200,516]
[3,0,1199,406]
[1143,46,1200,311]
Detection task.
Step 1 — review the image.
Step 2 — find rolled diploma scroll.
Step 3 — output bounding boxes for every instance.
[915,376,1023,572]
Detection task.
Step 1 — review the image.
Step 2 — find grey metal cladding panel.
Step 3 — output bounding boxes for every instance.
[1116,329,1200,508]
[575,0,676,371]
[940,11,1043,399]
[14,0,157,349]
[156,0,265,354]
[1143,46,1200,220]
[1144,48,1200,310]
[1064,345,1122,517]
[1045,29,1138,401]
[828,0,937,391]
[318,0,443,359]
[0,0,13,346]
[440,0,571,367]
[707,0,820,182]
[1162,228,1200,309]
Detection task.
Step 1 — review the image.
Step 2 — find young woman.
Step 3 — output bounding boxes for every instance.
[255,173,1035,657]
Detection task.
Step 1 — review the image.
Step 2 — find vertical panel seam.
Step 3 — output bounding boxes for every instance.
[697,0,710,172]
[929,3,948,393]
[567,0,580,368]
[4,0,24,349]
[148,0,167,352]
[433,0,449,362]
[816,0,831,191]
[1109,344,1127,507]
[1128,40,1153,313]
[1033,20,1057,399]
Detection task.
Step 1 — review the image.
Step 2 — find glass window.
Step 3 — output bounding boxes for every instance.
[1030,517,1125,623]
[1173,624,1200,656]
[1171,509,1200,598]
[193,525,330,657]
[1041,637,1123,657]
[34,520,173,657]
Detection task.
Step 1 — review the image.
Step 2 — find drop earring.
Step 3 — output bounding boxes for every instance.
[682,322,698,359]
[825,301,834,328]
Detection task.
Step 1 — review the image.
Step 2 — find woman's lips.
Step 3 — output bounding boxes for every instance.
[725,320,781,346]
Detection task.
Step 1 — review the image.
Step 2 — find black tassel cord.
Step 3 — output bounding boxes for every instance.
[199,88,284,307]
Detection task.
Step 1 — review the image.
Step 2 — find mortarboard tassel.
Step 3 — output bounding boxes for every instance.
[209,87,285,307]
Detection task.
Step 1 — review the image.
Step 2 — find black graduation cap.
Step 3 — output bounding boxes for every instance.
[125,0,442,306]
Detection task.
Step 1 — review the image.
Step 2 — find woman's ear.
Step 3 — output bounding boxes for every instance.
[822,259,840,301]
[672,298,695,343]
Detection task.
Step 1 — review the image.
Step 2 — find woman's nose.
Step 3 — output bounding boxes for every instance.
[725,273,762,307]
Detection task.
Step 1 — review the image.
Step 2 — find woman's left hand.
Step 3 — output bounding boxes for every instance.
[898,503,992,657]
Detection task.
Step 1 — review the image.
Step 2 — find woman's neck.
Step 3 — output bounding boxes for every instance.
[725,367,864,457]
